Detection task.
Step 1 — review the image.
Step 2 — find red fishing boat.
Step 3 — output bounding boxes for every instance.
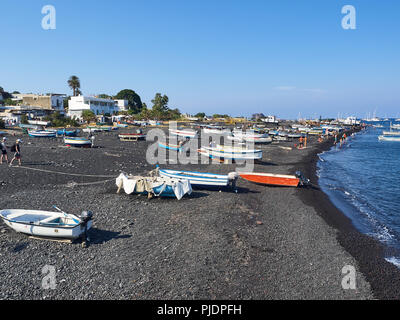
[239,171,309,187]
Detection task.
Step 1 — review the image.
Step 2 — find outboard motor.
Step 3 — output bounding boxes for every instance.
[80,210,93,223]
[295,171,310,187]
[228,172,239,191]
[80,211,93,248]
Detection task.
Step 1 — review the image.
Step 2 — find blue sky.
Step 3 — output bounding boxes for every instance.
[1,0,399,119]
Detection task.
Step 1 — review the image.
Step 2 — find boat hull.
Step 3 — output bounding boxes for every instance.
[119,133,146,141]
[28,131,56,138]
[0,209,92,239]
[239,172,300,187]
[64,138,92,147]
[159,142,183,151]
[159,169,231,186]
[378,135,400,142]
[169,129,197,139]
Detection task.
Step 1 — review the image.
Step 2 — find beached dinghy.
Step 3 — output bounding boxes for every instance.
[28,130,57,138]
[232,131,272,144]
[118,133,146,141]
[199,145,263,161]
[158,168,238,187]
[0,208,93,240]
[64,137,92,148]
[116,173,192,200]
[169,128,198,139]
[158,141,184,151]
[56,129,79,137]
[202,127,231,135]
[239,171,309,187]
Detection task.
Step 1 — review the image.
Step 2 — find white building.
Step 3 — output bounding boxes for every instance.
[114,99,129,112]
[261,115,278,124]
[68,96,118,119]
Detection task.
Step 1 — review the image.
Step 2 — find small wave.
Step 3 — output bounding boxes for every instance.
[385,256,400,269]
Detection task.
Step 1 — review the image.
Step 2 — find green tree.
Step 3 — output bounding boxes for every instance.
[115,89,143,114]
[151,93,169,120]
[20,114,29,124]
[0,87,12,100]
[67,76,81,96]
[195,112,206,119]
[82,110,96,123]
[98,94,112,99]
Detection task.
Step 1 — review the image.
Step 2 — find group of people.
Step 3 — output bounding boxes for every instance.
[0,137,22,166]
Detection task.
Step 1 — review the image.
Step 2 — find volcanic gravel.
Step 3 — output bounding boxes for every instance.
[0,127,381,299]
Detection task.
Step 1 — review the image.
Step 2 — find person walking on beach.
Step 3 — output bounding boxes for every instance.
[0,137,8,164]
[9,139,22,167]
[298,136,303,149]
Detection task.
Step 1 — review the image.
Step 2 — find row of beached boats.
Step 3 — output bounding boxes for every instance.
[0,166,310,242]
[168,128,308,143]
[116,167,310,199]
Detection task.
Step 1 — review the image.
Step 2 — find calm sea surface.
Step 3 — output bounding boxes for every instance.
[317,120,400,267]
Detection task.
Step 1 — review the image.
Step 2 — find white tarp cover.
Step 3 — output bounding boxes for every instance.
[116,173,192,200]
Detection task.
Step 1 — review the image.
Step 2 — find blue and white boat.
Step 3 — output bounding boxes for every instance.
[64,137,92,148]
[28,130,57,138]
[56,129,79,137]
[159,142,183,152]
[199,145,263,161]
[158,169,238,187]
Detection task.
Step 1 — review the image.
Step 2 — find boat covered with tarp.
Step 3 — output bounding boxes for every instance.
[116,172,192,200]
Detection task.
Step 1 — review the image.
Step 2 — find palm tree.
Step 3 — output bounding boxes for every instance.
[67,76,81,96]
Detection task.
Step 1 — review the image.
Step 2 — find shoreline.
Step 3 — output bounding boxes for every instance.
[0,128,396,299]
[297,131,400,300]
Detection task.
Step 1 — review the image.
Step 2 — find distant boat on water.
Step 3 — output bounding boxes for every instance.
[378,135,400,142]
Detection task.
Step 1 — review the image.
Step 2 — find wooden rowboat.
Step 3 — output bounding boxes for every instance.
[239,171,309,187]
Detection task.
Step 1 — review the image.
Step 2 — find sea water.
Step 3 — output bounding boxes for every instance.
[317,121,400,267]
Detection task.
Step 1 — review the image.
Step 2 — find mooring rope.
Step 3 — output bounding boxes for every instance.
[63,178,115,187]
[13,165,116,178]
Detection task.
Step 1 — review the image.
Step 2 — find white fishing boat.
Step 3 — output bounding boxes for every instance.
[202,127,231,135]
[169,128,198,139]
[382,130,400,136]
[28,130,57,138]
[0,208,93,240]
[232,130,272,144]
[378,135,400,142]
[158,168,238,187]
[199,145,263,160]
[64,137,92,148]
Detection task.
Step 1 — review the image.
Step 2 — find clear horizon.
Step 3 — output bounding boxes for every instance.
[1,0,399,119]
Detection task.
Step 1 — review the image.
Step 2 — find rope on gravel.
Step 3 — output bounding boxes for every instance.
[64,178,115,187]
[13,165,116,178]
